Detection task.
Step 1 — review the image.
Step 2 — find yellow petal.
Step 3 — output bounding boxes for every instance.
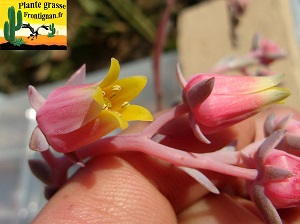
[51,110,127,152]
[99,58,120,88]
[120,105,153,121]
[92,86,104,106]
[259,87,290,107]
[99,109,129,130]
[110,76,147,108]
[241,73,285,94]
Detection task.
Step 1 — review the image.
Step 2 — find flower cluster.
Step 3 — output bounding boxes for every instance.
[27,57,300,223]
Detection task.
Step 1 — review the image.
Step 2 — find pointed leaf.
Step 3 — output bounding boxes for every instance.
[264,112,275,136]
[28,159,53,185]
[29,126,49,151]
[255,129,286,165]
[28,85,46,111]
[176,63,187,88]
[264,165,294,181]
[275,114,292,129]
[251,184,282,224]
[179,166,219,194]
[189,114,211,144]
[185,77,214,110]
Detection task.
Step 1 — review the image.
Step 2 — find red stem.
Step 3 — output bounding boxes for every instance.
[153,0,175,111]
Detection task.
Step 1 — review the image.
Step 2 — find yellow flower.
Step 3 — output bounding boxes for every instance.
[93,58,153,131]
[29,58,153,153]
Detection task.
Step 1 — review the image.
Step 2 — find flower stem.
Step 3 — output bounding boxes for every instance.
[153,0,175,111]
[41,150,57,169]
[78,134,258,180]
[42,149,72,187]
[200,139,264,165]
[142,103,190,138]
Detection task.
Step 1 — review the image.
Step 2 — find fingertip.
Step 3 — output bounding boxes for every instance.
[33,155,177,223]
[177,194,264,223]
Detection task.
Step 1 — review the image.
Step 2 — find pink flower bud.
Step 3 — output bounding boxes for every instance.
[262,150,300,208]
[227,0,249,16]
[251,34,286,66]
[246,130,299,222]
[183,73,289,135]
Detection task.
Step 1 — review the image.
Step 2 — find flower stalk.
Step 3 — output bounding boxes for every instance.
[77,133,259,180]
[26,56,300,224]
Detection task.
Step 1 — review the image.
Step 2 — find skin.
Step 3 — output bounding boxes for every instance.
[33,106,300,224]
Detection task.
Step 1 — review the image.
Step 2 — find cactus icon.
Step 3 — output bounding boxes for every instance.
[3,6,23,44]
[48,23,56,38]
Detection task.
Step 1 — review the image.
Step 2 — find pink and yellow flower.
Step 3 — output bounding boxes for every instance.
[29,58,153,153]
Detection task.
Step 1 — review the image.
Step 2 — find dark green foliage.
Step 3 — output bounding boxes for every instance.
[12,38,25,46]
[48,23,56,38]
[3,6,23,44]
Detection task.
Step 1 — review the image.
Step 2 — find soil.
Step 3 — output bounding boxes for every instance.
[0,42,67,50]
[0,35,67,50]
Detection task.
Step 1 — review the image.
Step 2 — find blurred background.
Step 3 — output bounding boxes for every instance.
[0,0,200,94]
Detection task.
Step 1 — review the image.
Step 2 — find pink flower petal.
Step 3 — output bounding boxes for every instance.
[185,74,284,95]
[65,64,86,86]
[37,84,103,135]
[47,110,127,153]
[193,87,289,134]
